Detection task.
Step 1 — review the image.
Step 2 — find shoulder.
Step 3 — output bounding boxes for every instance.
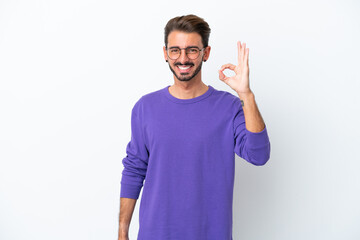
[141,87,164,103]
[131,87,165,112]
[211,86,242,109]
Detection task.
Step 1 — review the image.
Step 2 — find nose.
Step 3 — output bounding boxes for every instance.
[177,49,190,63]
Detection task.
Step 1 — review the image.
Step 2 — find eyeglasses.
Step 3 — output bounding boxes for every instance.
[166,46,205,60]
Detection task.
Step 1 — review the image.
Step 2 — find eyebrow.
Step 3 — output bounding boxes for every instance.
[168,45,200,49]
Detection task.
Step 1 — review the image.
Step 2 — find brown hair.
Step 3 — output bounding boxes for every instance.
[164,14,211,48]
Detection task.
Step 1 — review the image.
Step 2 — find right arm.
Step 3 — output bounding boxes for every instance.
[118,197,137,240]
[119,99,149,239]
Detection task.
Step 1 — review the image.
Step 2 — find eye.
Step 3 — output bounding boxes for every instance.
[170,48,180,53]
[188,48,199,53]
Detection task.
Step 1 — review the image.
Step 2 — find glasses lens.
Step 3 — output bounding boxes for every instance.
[167,47,202,60]
[168,48,180,60]
[186,47,200,59]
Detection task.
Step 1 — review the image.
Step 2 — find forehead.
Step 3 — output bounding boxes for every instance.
[167,30,203,48]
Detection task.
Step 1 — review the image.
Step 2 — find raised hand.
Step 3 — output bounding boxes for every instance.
[218,41,252,95]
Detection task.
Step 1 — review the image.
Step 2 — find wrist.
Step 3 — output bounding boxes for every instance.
[119,229,129,235]
[237,91,254,100]
[119,227,129,238]
[119,232,129,239]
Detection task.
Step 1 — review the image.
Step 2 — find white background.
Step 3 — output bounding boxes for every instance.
[1,0,359,239]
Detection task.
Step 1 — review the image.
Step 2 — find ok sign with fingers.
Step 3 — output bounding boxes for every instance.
[218,41,252,96]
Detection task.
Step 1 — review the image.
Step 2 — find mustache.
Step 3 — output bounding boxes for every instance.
[174,62,194,66]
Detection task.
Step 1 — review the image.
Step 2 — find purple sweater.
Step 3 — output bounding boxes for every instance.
[120,85,271,240]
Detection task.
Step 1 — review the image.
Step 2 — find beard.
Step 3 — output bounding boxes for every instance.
[168,57,204,82]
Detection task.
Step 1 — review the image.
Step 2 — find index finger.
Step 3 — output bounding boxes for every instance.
[220,63,236,71]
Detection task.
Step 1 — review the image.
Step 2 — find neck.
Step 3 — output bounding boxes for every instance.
[169,79,208,100]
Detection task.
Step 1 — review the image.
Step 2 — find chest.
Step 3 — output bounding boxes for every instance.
[143,105,233,152]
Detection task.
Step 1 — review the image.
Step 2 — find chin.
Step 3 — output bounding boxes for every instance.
[168,62,202,82]
[177,78,193,82]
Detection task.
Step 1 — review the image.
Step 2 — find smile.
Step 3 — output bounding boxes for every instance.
[177,65,193,73]
[178,65,191,70]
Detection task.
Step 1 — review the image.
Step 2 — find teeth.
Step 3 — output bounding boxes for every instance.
[178,65,191,70]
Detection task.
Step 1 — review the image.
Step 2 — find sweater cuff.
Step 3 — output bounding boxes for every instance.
[120,183,141,199]
[245,125,270,148]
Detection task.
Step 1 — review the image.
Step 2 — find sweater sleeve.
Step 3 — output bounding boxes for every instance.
[120,100,149,199]
[233,98,271,166]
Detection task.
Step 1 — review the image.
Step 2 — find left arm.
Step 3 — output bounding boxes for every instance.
[218,41,266,133]
[236,91,265,133]
[219,41,270,165]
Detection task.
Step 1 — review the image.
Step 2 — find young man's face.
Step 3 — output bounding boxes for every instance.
[163,31,210,82]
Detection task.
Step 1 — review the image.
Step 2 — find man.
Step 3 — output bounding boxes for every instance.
[118,14,270,240]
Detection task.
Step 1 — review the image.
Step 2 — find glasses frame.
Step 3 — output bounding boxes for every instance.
[165,46,206,60]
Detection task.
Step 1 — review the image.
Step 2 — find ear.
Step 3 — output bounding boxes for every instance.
[204,46,211,62]
[163,46,168,62]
